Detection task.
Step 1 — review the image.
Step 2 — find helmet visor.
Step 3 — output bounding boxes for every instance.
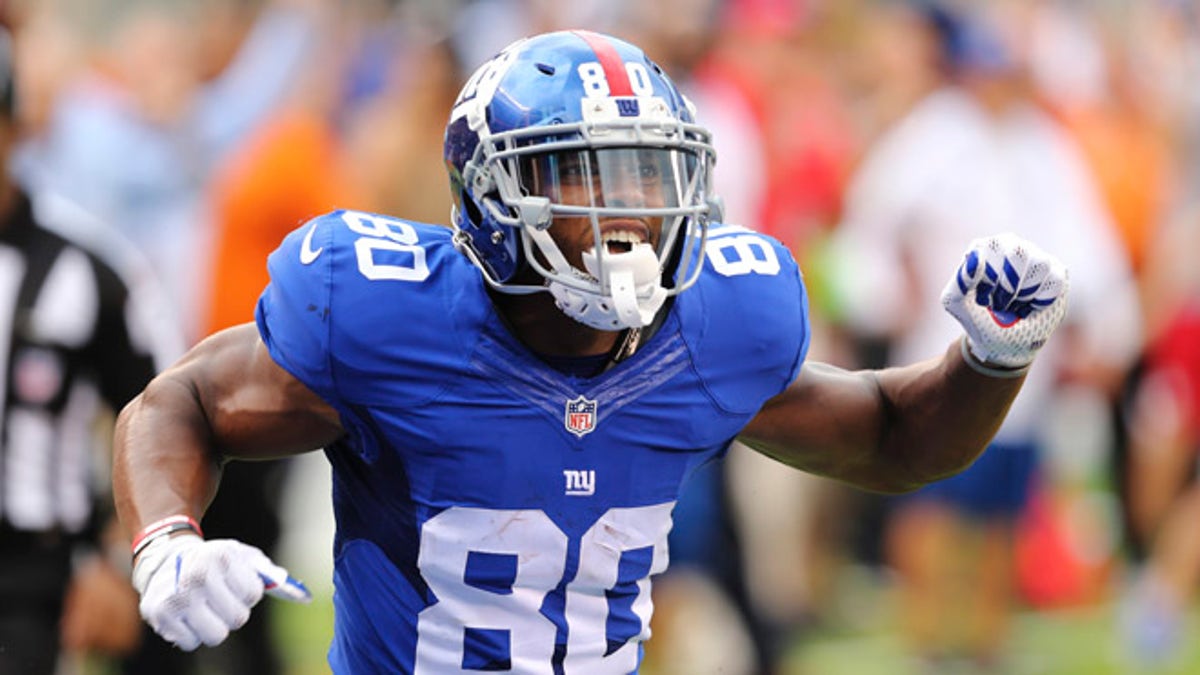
[517,147,699,210]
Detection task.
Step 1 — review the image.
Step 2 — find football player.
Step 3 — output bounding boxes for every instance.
[113,30,1069,673]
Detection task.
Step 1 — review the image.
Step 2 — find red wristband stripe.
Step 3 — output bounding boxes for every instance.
[130,515,203,557]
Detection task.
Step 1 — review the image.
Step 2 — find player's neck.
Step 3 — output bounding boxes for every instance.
[490,291,622,358]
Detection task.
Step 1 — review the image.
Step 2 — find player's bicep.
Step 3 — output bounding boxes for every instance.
[181,323,344,459]
[739,361,889,487]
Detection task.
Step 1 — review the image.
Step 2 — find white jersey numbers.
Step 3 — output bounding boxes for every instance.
[705,226,781,277]
[415,508,565,674]
[563,504,671,671]
[338,210,430,283]
[414,503,672,673]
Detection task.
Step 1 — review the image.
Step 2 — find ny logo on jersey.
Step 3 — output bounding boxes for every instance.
[563,470,596,496]
[564,395,598,438]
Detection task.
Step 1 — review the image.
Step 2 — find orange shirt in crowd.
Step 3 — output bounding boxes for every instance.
[204,110,361,336]
[1053,105,1171,275]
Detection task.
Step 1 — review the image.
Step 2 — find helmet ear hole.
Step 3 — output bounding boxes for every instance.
[461,189,485,227]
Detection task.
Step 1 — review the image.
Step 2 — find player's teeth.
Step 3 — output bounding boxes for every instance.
[601,231,644,245]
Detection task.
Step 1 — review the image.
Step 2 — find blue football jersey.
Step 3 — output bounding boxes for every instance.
[255,210,810,674]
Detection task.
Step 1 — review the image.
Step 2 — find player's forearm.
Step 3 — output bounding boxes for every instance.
[871,338,1024,490]
[741,340,1025,493]
[112,374,223,535]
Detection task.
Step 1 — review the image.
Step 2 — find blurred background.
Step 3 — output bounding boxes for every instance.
[7,0,1199,673]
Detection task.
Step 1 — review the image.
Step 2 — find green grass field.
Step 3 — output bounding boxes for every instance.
[787,604,1200,675]
[274,594,334,675]
[270,585,1200,675]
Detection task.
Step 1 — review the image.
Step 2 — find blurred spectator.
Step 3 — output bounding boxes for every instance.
[18,0,319,343]
[0,20,182,674]
[1029,2,1172,282]
[706,0,858,253]
[340,11,463,227]
[203,104,358,334]
[1121,212,1200,666]
[829,2,1139,669]
[1122,295,1200,665]
[203,0,470,335]
[1118,4,1200,651]
[204,0,369,336]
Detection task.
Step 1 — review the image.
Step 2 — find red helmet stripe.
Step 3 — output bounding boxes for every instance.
[572,30,634,96]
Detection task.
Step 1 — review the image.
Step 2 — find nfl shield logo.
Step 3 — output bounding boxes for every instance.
[564,395,598,438]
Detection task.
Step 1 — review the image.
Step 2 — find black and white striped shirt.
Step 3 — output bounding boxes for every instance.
[0,188,180,563]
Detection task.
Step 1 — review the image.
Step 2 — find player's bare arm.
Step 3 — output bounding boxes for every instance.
[739,340,1023,493]
[742,232,1068,494]
[112,323,341,649]
[113,323,343,534]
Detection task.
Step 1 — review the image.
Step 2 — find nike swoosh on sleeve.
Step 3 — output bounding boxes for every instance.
[300,222,324,265]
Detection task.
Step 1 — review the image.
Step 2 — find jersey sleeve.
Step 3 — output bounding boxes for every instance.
[255,212,339,402]
[256,210,486,410]
[682,224,811,415]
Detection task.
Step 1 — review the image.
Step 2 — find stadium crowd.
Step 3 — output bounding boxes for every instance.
[1,0,1198,673]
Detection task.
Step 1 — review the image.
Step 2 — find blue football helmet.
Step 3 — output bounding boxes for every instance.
[444,30,719,330]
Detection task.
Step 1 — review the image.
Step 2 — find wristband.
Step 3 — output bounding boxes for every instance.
[960,336,1030,379]
[131,515,203,561]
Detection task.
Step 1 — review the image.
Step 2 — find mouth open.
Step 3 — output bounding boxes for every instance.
[599,223,651,254]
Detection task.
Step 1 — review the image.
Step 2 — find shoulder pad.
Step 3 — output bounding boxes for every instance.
[256,210,490,407]
[679,225,810,414]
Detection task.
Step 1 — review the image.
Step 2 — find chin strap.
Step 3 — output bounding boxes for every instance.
[548,243,667,330]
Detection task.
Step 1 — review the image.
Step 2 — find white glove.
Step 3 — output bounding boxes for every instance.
[132,534,288,651]
[941,233,1069,371]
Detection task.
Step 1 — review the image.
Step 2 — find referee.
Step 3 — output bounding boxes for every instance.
[0,26,181,674]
